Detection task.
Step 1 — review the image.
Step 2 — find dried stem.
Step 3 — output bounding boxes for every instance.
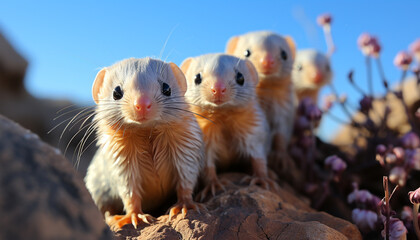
[383,176,390,240]
[329,84,356,122]
[413,203,420,239]
[376,57,389,91]
[348,72,368,96]
[323,25,335,58]
[366,56,373,96]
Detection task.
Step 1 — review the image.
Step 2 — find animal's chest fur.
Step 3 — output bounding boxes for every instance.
[102,129,178,210]
[196,106,259,168]
[256,79,296,142]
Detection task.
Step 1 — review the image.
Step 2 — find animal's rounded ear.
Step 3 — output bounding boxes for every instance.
[285,36,296,60]
[180,58,193,75]
[226,36,239,54]
[92,68,107,104]
[169,62,187,95]
[245,59,259,85]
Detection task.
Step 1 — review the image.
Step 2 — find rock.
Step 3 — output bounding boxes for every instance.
[0,32,27,93]
[0,32,96,177]
[0,115,112,240]
[114,173,361,240]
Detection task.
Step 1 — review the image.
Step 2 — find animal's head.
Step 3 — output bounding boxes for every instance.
[92,58,187,128]
[181,53,259,109]
[226,31,296,80]
[292,49,333,90]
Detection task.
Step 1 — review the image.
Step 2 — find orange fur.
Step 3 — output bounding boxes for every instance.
[181,53,275,199]
[226,31,300,183]
[84,58,204,230]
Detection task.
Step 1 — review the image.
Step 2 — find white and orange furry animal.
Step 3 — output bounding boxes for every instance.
[84,58,204,230]
[225,31,299,178]
[181,53,277,199]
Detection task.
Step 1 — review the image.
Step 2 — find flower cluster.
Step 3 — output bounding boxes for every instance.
[348,184,381,232]
[394,51,413,70]
[357,33,381,57]
[381,217,408,240]
[324,155,347,181]
[375,132,420,186]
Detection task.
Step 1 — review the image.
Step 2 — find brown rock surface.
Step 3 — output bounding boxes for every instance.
[0,32,96,177]
[114,173,361,240]
[0,115,112,240]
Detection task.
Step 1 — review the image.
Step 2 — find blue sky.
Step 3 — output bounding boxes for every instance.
[1,1,419,140]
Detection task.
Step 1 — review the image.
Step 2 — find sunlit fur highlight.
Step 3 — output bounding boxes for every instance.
[292,49,333,103]
[84,58,204,217]
[181,53,270,194]
[226,31,298,161]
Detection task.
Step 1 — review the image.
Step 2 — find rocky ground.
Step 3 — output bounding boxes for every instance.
[0,115,361,239]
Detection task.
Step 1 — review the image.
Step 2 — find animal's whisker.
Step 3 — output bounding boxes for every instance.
[164,106,215,124]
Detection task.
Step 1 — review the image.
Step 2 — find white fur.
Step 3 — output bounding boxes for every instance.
[182,53,269,172]
[292,49,332,91]
[85,58,204,213]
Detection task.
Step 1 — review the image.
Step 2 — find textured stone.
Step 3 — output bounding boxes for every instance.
[114,173,361,240]
[0,115,112,240]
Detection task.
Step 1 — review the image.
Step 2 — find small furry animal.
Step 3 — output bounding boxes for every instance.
[181,53,276,199]
[226,31,298,175]
[84,58,204,230]
[292,49,333,104]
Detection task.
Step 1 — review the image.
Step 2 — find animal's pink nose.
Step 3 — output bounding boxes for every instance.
[313,70,323,84]
[134,96,152,115]
[260,54,275,70]
[211,81,226,97]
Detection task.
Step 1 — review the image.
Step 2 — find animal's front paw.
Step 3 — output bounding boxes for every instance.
[241,175,280,192]
[167,198,206,222]
[196,178,231,202]
[105,211,155,231]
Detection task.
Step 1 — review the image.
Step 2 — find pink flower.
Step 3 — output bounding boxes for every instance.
[376,144,387,155]
[358,33,372,49]
[348,188,379,206]
[393,147,405,161]
[389,166,407,186]
[406,148,420,170]
[369,39,381,57]
[317,13,332,26]
[385,153,398,164]
[357,33,381,57]
[352,208,378,232]
[401,132,420,149]
[322,94,336,111]
[298,97,322,121]
[325,155,347,174]
[394,51,413,70]
[382,218,407,240]
[410,39,420,54]
[409,187,420,204]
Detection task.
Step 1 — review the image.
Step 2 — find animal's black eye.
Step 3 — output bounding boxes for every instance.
[235,72,245,86]
[195,73,202,85]
[297,64,303,71]
[244,49,251,58]
[281,49,288,60]
[113,86,123,100]
[162,82,171,96]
